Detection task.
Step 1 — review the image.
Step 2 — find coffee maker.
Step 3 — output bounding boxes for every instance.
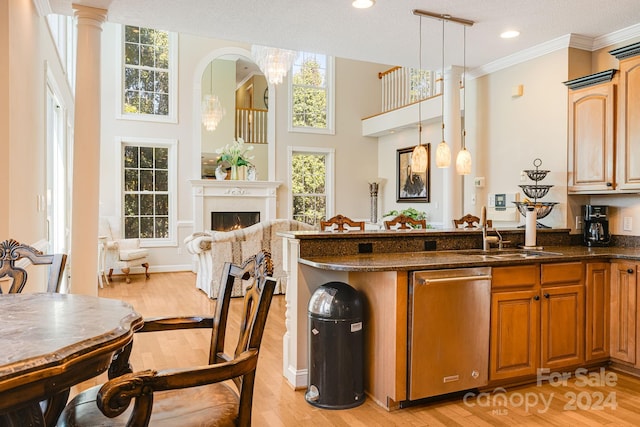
[583,205,611,247]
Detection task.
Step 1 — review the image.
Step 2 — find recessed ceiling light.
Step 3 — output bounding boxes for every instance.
[352,0,375,9]
[501,30,520,39]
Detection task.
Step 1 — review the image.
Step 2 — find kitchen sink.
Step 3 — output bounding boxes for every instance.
[452,249,563,259]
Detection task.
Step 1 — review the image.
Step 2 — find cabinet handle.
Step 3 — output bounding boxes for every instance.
[543,293,550,299]
[533,295,540,301]
[606,182,613,187]
[628,268,635,274]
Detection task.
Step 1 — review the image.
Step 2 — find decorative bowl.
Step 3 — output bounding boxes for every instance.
[519,184,552,199]
[513,201,558,219]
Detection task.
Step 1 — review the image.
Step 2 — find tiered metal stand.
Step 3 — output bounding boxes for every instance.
[513,158,557,228]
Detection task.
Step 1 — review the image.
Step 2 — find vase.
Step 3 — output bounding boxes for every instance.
[230,165,238,180]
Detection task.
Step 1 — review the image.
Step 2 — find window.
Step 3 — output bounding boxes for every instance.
[120,25,177,122]
[288,147,335,226]
[46,14,76,90]
[120,138,177,246]
[288,52,335,134]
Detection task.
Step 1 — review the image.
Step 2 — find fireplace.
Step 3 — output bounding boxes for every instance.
[211,211,260,231]
[189,180,281,233]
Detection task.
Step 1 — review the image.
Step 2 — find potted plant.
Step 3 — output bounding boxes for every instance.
[215,138,254,180]
[382,208,431,228]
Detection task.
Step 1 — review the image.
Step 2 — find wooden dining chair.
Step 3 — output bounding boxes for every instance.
[452,214,492,229]
[384,214,427,230]
[0,238,67,294]
[57,250,277,427]
[320,214,365,231]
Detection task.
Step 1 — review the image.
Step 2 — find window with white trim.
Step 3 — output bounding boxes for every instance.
[288,52,335,134]
[120,139,177,245]
[121,25,177,121]
[288,147,334,226]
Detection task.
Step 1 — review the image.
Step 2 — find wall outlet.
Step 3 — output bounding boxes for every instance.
[623,217,633,232]
[575,216,582,230]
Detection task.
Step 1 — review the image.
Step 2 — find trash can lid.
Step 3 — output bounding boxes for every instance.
[308,281,363,319]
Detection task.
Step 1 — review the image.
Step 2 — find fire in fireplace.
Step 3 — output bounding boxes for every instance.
[211,211,260,231]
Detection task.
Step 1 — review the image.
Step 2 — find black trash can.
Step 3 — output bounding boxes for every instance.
[305,281,365,409]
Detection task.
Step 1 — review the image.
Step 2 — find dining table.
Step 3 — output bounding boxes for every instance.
[0,292,143,426]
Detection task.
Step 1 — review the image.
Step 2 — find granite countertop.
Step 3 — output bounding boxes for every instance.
[279,227,570,240]
[298,246,640,272]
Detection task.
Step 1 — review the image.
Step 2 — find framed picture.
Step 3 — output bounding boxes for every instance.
[397,145,430,202]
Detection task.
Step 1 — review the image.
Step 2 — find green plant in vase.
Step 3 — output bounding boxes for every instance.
[383,208,432,228]
[215,137,254,180]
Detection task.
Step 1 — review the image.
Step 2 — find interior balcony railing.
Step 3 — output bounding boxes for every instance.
[379,66,437,112]
[235,107,268,144]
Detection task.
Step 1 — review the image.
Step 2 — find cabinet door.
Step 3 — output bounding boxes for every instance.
[585,262,610,361]
[490,289,540,381]
[610,261,637,364]
[540,284,585,370]
[567,82,616,193]
[617,56,640,190]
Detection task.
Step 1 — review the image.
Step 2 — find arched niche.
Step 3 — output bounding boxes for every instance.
[192,47,275,181]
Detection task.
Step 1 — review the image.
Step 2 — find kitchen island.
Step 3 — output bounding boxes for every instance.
[280,228,640,410]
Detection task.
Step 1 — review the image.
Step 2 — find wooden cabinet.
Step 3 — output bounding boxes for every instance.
[490,263,585,381]
[612,45,640,190]
[585,262,610,361]
[565,72,616,193]
[609,261,637,364]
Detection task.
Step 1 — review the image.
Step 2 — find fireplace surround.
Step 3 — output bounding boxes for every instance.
[189,180,281,233]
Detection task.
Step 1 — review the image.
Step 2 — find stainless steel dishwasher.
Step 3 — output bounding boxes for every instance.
[408,267,492,400]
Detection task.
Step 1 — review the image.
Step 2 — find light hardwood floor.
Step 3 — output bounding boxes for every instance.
[71,272,640,426]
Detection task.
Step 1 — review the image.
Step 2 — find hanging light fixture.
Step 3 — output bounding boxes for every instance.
[251,45,297,85]
[435,18,451,168]
[201,63,226,131]
[456,25,472,175]
[411,15,428,173]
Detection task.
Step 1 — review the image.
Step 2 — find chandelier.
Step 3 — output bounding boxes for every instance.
[251,45,297,85]
[201,63,226,131]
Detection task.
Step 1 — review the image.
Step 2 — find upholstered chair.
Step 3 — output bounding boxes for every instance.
[99,217,150,284]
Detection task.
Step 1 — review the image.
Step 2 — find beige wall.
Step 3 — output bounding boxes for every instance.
[0,0,9,237]
[3,1,73,245]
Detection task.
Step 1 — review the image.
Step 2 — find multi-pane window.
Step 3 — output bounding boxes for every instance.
[123,145,169,239]
[123,26,171,117]
[291,152,328,226]
[289,52,335,134]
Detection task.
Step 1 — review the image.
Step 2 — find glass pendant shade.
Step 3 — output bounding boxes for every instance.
[436,140,451,168]
[455,147,472,175]
[411,143,428,173]
[251,45,297,85]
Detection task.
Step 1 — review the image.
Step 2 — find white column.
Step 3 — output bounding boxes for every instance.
[70,4,107,296]
[441,66,464,226]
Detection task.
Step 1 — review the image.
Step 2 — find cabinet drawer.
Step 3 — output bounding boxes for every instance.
[541,262,583,285]
[492,265,539,290]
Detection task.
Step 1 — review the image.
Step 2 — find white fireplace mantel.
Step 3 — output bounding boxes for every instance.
[189,180,282,232]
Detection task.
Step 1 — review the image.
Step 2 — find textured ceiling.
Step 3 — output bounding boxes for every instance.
[51,0,640,71]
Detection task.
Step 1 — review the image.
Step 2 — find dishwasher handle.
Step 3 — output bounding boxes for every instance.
[417,274,492,285]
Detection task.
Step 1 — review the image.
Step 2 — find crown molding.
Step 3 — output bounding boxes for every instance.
[593,22,640,51]
[469,22,640,80]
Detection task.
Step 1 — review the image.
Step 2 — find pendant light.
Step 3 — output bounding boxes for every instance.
[411,16,428,173]
[435,18,451,168]
[456,25,472,175]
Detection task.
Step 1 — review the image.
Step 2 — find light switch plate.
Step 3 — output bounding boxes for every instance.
[623,217,632,231]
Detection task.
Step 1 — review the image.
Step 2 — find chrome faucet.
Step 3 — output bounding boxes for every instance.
[481,206,503,250]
